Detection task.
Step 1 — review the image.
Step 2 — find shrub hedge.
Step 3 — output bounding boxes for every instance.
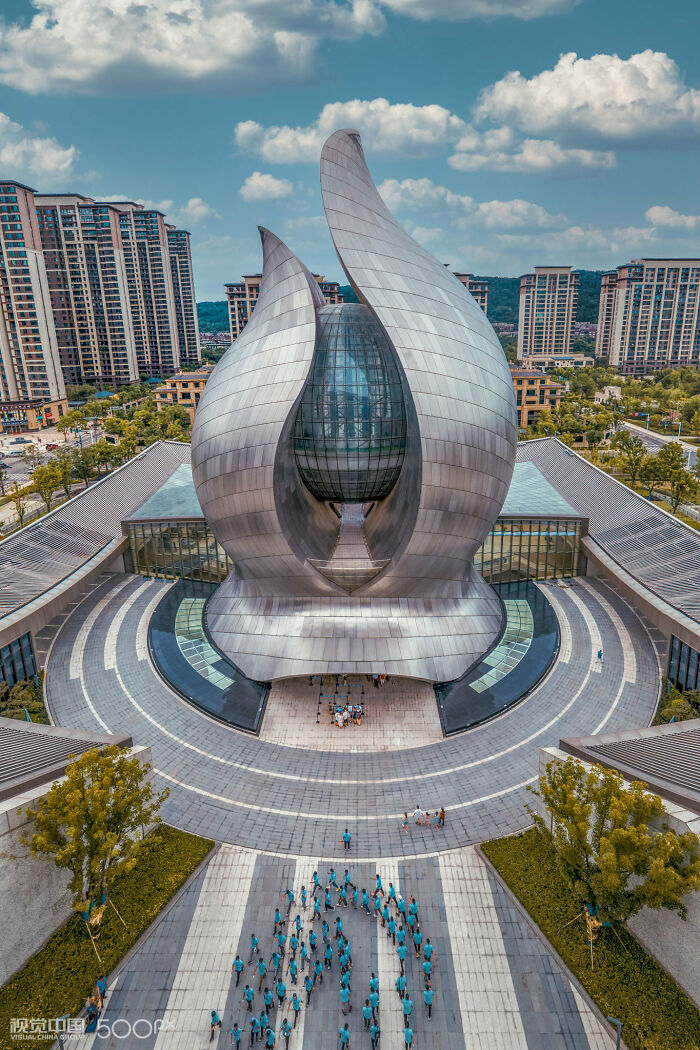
[0,824,213,1050]
[482,828,700,1050]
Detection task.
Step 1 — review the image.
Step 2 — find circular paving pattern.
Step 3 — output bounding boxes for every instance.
[46,573,661,858]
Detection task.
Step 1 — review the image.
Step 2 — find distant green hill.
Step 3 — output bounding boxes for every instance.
[197,271,603,333]
[197,301,229,332]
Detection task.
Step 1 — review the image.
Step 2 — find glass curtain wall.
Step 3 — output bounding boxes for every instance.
[126,521,233,583]
[0,632,37,687]
[667,635,700,693]
[476,517,582,584]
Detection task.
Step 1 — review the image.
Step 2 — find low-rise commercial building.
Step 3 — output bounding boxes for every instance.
[154,366,214,423]
[510,366,563,429]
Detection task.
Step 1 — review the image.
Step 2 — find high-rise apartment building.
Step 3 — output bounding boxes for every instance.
[225,273,343,341]
[517,266,579,360]
[167,226,200,367]
[595,259,700,374]
[454,273,488,314]
[0,181,67,430]
[35,194,138,387]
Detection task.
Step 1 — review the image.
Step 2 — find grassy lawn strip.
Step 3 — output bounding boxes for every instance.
[482,829,700,1050]
[0,824,213,1050]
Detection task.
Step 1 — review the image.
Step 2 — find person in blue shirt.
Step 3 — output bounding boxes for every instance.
[375,873,384,897]
[276,978,286,1004]
[381,903,390,928]
[263,988,274,1010]
[328,867,339,889]
[292,991,303,1021]
[300,886,307,910]
[265,1026,275,1048]
[344,869,355,890]
[273,908,283,931]
[325,887,334,912]
[276,931,287,953]
[322,919,330,942]
[257,957,267,990]
[249,934,259,961]
[249,1015,260,1045]
[309,929,318,952]
[258,1010,268,1032]
[370,1021,380,1049]
[288,958,298,984]
[339,1022,350,1046]
[290,933,299,957]
[335,916,344,939]
[388,883,397,906]
[413,929,423,958]
[342,828,351,851]
[409,897,418,921]
[324,943,333,969]
[270,951,281,975]
[243,984,254,1011]
[338,884,347,906]
[362,889,371,914]
[369,973,379,994]
[341,969,351,990]
[397,942,407,975]
[210,1010,222,1037]
[294,914,302,935]
[313,895,321,919]
[231,1020,243,1045]
[406,912,416,932]
[423,938,434,961]
[340,948,351,972]
[280,1018,292,1049]
[397,897,407,919]
[300,942,308,970]
[284,887,295,915]
[403,1024,413,1047]
[402,996,413,1018]
[314,959,323,984]
[232,955,244,986]
[362,1000,373,1029]
[387,917,397,945]
[340,984,351,1015]
[395,974,406,998]
[396,925,406,946]
[424,986,434,1019]
[369,989,379,1020]
[352,886,358,909]
[305,972,315,1004]
[374,895,382,920]
[422,959,432,985]
[312,870,320,895]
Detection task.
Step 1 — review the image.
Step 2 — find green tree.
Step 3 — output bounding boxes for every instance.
[53,447,75,499]
[71,446,96,489]
[667,467,699,513]
[92,438,115,474]
[31,461,62,512]
[20,745,169,919]
[690,410,700,437]
[0,465,8,496]
[619,435,647,488]
[656,440,686,481]
[8,480,29,526]
[639,454,662,499]
[528,757,700,926]
[0,675,48,723]
[19,444,42,471]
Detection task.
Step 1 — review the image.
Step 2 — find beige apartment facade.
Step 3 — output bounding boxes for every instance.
[517,266,579,360]
[154,365,214,423]
[225,273,343,341]
[454,273,488,314]
[510,365,563,429]
[596,259,700,374]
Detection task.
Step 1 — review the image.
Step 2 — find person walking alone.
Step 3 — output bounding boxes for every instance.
[343,828,351,851]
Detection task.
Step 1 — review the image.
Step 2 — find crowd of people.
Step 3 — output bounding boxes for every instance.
[400,807,446,833]
[214,860,436,1047]
[332,701,364,728]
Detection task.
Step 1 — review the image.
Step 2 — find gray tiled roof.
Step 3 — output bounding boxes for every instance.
[517,438,700,623]
[0,717,131,801]
[0,441,190,621]
[561,718,700,813]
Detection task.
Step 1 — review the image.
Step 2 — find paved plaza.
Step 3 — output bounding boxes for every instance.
[42,571,663,1048]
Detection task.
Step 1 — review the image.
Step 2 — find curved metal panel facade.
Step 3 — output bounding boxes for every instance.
[191,132,517,682]
[320,129,518,598]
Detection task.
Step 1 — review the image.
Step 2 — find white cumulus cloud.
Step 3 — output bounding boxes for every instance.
[0,111,77,181]
[475,50,700,141]
[235,99,469,162]
[645,205,700,231]
[378,177,473,211]
[98,194,220,226]
[472,199,566,228]
[240,172,294,201]
[449,126,616,172]
[381,0,577,18]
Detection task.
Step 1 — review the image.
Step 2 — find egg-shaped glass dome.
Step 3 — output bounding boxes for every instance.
[293,303,406,502]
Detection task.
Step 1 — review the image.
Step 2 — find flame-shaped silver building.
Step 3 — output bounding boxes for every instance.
[191,129,517,682]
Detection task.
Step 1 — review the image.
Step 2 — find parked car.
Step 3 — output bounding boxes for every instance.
[10,436,31,443]
[46,443,58,450]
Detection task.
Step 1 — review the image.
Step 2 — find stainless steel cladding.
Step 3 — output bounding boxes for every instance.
[191,129,517,682]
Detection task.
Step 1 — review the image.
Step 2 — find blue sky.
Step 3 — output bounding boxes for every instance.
[0,0,699,299]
